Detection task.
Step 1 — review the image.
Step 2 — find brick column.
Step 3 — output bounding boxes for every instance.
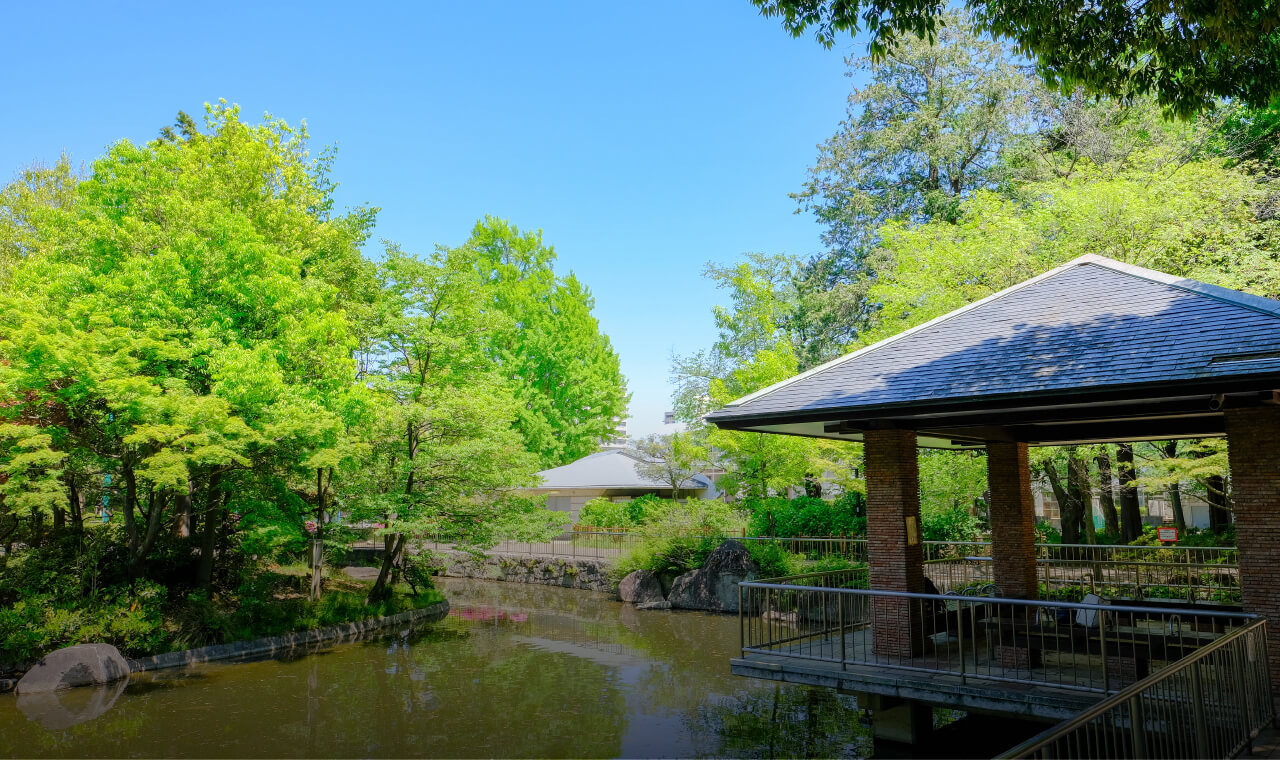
[1225,406,1280,691]
[864,428,924,658]
[987,441,1038,599]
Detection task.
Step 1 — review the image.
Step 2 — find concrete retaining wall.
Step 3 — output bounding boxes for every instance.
[438,551,614,593]
[128,599,450,673]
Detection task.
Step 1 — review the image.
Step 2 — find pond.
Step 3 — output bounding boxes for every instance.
[0,577,874,758]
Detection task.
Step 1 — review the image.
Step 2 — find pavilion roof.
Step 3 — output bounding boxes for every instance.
[706,255,1280,448]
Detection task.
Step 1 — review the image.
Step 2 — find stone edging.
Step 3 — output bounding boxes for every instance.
[128,599,450,673]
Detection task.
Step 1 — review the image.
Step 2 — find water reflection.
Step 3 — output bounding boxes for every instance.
[0,577,870,758]
[16,679,128,731]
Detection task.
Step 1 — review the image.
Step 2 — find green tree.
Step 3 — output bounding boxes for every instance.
[631,433,711,498]
[865,150,1280,343]
[751,0,1280,117]
[359,243,553,602]
[464,217,629,466]
[0,102,376,586]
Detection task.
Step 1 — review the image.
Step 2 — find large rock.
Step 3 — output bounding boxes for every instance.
[667,540,759,613]
[618,570,666,604]
[16,644,130,694]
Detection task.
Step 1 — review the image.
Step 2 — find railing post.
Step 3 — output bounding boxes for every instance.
[1128,696,1147,758]
[838,589,846,670]
[1100,608,1109,694]
[739,584,744,654]
[1191,662,1210,758]
[957,598,966,683]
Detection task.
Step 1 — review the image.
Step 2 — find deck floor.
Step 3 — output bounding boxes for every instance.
[732,627,1139,720]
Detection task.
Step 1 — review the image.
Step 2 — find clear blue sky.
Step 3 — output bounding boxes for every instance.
[1,1,863,436]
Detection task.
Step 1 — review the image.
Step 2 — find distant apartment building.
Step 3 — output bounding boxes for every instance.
[600,416,629,449]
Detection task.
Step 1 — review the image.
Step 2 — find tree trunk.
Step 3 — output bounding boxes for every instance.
[310,468,326,601]
[67,474,84,529]
[123,457,139,556]
[1064,448,1095,544]
[1043,459,1080,546]
[128,487,168,581]
[1075,452,1097,545]
[197,470,223,588]
[1097,449,1119,537]
[1117,444,1142,542]
[367,532,407,604]
[1162,441,1187,531]
[1206,474,1232,532]
[174,478,194,537]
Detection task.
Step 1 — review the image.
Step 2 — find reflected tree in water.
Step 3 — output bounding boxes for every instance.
[687,684,871,759]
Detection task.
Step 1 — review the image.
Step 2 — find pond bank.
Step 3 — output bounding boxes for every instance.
[435,550,614,592]
[130,599,450,673]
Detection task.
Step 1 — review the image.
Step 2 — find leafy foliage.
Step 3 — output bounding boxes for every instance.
[745,494,866,537]
[751,0,1280,117]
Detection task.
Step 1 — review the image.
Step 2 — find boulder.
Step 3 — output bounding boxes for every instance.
[636,600,672,610]
[618,570,666,604]
[16,644,130,694]
[667,540,759,613]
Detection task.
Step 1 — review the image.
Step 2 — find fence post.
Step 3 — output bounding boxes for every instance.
[957,599,965,683]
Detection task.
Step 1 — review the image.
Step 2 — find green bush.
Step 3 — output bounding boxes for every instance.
[578,494,674,530]
[921,505,982,542]
[614,534,719,577]
[578,497,633,529]
[745,541,805,578]
[612,498,749,578]
[0,581,168,665]
[745,494,866,537]
[1035,520,1062,544]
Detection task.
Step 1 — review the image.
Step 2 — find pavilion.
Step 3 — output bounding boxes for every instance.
[706,254,1280,690]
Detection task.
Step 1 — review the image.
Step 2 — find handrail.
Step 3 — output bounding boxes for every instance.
[740,577,1255,619]
[997,619,1273,759]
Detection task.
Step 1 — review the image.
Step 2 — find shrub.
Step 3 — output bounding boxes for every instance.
[745,541,805,578]
[1035,520,1062,544]
[578,497,632,529]
[745,495,866,537]
[920,505,982,542]
[612,498,749,578]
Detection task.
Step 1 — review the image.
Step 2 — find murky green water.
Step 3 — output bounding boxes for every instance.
[0,577,871,758]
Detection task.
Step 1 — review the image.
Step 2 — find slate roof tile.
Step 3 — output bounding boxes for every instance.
[708,255,1280,422]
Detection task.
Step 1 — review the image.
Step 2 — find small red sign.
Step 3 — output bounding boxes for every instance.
[1157,526,1179,543]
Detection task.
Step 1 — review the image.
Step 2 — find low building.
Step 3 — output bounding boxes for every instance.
[527,449,717,524]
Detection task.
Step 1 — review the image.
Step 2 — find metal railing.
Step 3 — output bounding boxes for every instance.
[998,619,1273,759]
[480,532,1235,564]
[923,557,1242,605]
[421,531,643,559]
[739,571,1255,695]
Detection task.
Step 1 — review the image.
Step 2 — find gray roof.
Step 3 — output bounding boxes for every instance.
[531,449,711,491]
[707,255,1280,432]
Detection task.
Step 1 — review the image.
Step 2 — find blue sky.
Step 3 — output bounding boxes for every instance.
[2,1,863,436]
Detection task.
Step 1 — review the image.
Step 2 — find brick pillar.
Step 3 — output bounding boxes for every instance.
[864,428,924,658]
[987,441,1038,599]
[1225,406,1280,691]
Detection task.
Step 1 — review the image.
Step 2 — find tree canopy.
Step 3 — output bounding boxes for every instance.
[751,0,1280,117]
[0,104,627,621]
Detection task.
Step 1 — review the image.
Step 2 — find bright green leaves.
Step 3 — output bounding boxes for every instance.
[0,425,65,515]
[867,149,1280,343]
[464,217,629,467]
